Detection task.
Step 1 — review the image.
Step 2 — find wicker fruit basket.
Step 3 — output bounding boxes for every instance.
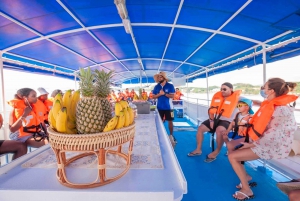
[48,122,135,188]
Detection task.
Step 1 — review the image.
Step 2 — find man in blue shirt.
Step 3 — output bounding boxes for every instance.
[153,72,176,142]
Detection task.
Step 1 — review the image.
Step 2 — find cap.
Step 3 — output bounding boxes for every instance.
[36,87,49,97]
[239,97,254,114]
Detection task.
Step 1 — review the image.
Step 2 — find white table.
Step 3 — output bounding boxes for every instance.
[0,112,187,201]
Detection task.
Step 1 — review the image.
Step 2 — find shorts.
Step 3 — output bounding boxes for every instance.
[158,110,174,121]
[228,131,244,140]
[0,140,4,148]
[202,119,230,133]
[10,131,32,143]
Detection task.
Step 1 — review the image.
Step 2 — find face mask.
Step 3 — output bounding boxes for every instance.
[260,90,267,98]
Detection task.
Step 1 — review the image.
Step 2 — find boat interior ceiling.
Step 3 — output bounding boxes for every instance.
[1,0,300,84]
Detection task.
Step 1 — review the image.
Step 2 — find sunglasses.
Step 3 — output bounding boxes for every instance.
[237,103,248,108]
[220,88,227,91]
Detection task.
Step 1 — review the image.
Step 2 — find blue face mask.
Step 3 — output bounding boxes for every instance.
[260,90,267,98]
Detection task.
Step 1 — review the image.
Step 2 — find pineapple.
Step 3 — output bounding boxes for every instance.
[76,67,113,134]
[94,69,113,126]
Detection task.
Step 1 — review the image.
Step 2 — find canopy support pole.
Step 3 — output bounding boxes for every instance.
[205,68,209,107]
[262,44,267,84]
[0,52,7,140]
[74,72,77,90]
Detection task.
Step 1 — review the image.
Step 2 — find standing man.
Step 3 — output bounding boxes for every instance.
[187,82,241,162]
[153,72,176,142]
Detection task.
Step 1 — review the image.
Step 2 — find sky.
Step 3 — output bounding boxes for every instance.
[189,55,300,88]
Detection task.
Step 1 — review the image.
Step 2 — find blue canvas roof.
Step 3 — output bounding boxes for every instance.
[0,0,300,84]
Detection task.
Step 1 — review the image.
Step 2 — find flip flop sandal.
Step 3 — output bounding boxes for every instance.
[236,182,257,189]
[233,191,255,201]
[187,152,201,157]
[204,154,216,163]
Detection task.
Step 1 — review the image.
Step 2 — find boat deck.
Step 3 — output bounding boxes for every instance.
[168,112,295,201]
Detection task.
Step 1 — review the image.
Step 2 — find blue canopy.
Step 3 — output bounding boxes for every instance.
[1,0,300,84]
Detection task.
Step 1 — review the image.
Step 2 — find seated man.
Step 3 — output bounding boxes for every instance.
[187,82,241,162]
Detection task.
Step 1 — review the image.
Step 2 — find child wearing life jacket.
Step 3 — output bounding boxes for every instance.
[222,97,254,154]
[36,87,53,125]
[8,88,48,148]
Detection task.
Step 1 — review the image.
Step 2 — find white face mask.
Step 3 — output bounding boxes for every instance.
[260,90,267,99]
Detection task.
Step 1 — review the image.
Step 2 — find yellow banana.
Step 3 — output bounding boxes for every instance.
[53,93,63,105]
[119,100,129,109]
[115,111,125,129]
[56,107,67,133]
[52,100,62,120]
[103,116,119,132]
[127,107,134,124]
[69,90,80,119]
[48,109,56,130]
[62,89,72,108]
[123,108,130,127]
[115,102,122,116]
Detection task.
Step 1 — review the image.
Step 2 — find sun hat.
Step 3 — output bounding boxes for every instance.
[36,87,49,97]
[153,71,169,83]
[239,97,254,114]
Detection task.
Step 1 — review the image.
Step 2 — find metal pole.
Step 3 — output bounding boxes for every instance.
[139,65,142,88]
[0,52,7,140]
[74,73,77,90]
[187,78,189,114]
[205,68,209,107]
[197,98,199,119]
[262,44,267,84]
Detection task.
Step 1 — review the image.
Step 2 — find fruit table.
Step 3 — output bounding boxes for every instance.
[0,111,187,201]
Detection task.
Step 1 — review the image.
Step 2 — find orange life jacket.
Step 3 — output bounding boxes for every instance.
[44,99,53,111]
[125,91,130,98]
[209,90,241,118]
[33,99,48,123]
[149,92,153,99]
[174,91,183,100]
[130,91,135,98]
[8,99,41,138]
[244,94,298,141]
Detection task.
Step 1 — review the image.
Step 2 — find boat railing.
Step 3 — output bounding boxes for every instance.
[180,97,211,125]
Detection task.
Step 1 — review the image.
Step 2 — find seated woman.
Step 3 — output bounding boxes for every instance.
[8,88,48,148]
[226,78,298,200]
[0,114,27,160]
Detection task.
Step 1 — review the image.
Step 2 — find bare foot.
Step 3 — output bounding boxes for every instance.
[207,150,219,159]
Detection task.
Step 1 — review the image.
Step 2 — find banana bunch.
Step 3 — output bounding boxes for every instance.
[103,100,134,132]
[48,90,80,134]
